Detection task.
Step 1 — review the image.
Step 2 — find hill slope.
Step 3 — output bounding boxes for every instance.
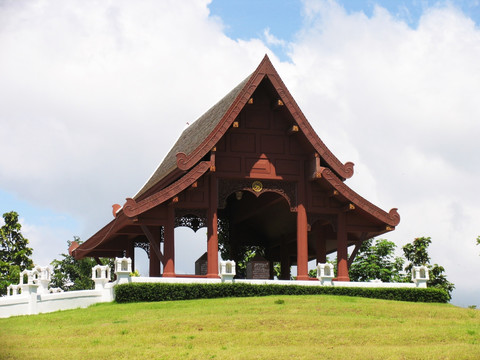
[0,295,479,359]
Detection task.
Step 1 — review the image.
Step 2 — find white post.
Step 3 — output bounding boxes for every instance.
[219,260,236,282]
[316,263,335,286]
[412,265,429,288]
[36,266,51,294]
[92,265,110,290]
[114,257,132,284]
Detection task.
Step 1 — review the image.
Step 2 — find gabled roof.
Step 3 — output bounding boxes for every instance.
[134,55,354,201]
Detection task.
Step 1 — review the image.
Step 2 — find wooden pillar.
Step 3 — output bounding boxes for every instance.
[336,212,350,281]
[315,226,327,264]
[163,206,175,277]
[148,227,161,277]
[207,175,219,278]
[296,179,309,280]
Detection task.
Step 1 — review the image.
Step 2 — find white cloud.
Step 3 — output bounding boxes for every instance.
[263,28,286,47]
[0,0,273,233]
[286,0,480,305]
[1,0,479,306]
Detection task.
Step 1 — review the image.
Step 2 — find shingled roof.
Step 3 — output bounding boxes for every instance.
[135,75,251,199]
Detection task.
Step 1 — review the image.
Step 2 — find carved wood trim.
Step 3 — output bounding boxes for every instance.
[218,178,297,211]
[124,161,212,218]
[134,241,150,258]
[174,208,207,232]
[317,167,400,226]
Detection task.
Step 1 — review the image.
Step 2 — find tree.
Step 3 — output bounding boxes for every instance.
[477,236,480,252]
[0,211,34,295]
[403,237,454,300]
[349,238,405,283]
[50,237,113,291]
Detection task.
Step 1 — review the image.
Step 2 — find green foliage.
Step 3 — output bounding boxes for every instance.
[0,211,34,295]
[349,239,405,283]
[403,237,432,273]
[114,282,448,304]
[403,237,454,300]
[477,236,480,251]
[50,237,113,291]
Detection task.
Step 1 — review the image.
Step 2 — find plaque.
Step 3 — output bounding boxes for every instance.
[246,254,270,279]
[195,252,208,276]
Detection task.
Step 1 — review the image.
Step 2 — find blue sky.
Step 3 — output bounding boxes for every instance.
[1,0,480,307]
[210,0,480,60]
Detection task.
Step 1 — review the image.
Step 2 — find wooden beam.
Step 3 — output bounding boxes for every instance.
[140,225,164,264]
[348,242,362,268]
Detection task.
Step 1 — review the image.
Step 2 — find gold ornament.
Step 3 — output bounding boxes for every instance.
[252,181,263,192]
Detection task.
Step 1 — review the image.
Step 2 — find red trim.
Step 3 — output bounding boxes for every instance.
[317,167,400,226]
[123,161,212,217]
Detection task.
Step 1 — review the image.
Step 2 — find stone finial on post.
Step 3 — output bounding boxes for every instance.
[316,263,335,286]
[412,265,429,288]
[219,260,236,282]
[114,257,132,284]
[92,265,111,290]
[35,266,51,294]
[19,269,40,295]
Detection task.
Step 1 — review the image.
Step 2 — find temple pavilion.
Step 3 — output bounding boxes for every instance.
[73,55,400,281]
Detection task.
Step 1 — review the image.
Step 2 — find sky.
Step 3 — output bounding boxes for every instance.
[1,0,479,307]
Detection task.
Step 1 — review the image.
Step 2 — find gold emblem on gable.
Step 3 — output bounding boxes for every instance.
[252,181,263,192]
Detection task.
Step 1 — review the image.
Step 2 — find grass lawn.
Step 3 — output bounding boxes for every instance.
[0,295,479,359]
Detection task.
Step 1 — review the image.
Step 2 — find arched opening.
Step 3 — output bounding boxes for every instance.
[121,260,128,272]
[324,266,331,276]
[174,225,207,275]
[218,190,296,279]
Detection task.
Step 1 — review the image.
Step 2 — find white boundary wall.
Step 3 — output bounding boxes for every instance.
[0,260,429,319]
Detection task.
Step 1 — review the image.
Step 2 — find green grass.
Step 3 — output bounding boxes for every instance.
[0,295,479,359]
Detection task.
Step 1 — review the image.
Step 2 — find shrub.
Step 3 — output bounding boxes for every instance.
[114,283,448,304]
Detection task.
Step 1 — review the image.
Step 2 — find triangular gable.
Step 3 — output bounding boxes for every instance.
[135,55,354,202]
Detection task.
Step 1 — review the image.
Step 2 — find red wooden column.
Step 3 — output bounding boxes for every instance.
[207,175,219,278]
[336,212,350,281]
[148,227,161,277]
[163,205,175,277]
[296,181,309,280]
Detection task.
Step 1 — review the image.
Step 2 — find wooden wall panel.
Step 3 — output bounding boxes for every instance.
[276,159,300,176]
[261,135,285,154]
[230,133,256,153]
[217,156,242,173]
